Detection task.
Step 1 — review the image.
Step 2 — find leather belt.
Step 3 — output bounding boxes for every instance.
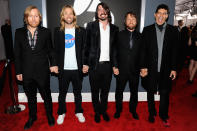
[99,61,110,64]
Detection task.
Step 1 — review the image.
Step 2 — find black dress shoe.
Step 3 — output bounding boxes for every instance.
[148,115,155,123]
[154,110,157,116]
[114,112,120,119]
[47,115,55,126]
[132,112,139,120]
[192,92,197,97]
[24,117,37,130]
[187,80,193,85]
[94,113,101,123]
[102,112,110,122]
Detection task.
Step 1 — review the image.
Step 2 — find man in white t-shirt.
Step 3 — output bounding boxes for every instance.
[54,5,88,124]
[85,2,119,123]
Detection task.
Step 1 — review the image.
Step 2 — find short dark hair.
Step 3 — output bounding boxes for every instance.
[155,4,170,14]
[178,20,183,24]
[95,2,112,23]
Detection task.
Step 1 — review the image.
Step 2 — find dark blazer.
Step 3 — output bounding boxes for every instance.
[86,21,119,70]
[54,27,87,75]
[114,29,142,75]
[14,26,56,80]
[1,24,14,60]
[141,24,178,92]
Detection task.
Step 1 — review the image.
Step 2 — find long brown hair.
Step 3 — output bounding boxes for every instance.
[60,5,78,31]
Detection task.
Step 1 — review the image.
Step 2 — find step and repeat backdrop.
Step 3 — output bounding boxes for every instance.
[46,0,144,93]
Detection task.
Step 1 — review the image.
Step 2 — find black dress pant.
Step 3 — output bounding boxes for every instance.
[23,76,53,119]
[115,73,139,113]
[147,72,170,120]
[89,62,112,114]
[57,70,83,115]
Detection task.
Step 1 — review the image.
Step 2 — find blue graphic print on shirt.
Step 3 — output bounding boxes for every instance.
[65,34,75,48]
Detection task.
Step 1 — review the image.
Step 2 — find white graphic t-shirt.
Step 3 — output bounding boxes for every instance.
[63,28,78,70]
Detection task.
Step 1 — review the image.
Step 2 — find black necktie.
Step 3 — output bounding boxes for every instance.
[129,32,133,49]
[156,23,164,32]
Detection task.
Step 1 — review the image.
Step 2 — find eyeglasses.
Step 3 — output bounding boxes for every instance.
[156,12,168,16]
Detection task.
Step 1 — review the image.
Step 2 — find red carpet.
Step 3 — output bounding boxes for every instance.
[0,68,197,131]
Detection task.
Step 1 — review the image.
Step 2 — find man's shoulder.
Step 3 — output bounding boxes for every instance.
[166,24,177,30]
[39,26,50,32]
[16,27,26,32]
[86,21,97,28]
[78,26,85,31]
[110,23,119,30]
[144,24,155,30]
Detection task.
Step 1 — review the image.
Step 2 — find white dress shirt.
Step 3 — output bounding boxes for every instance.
[99,22,110,62]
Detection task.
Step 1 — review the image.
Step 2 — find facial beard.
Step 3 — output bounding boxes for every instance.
[99,13,107,21]
[99,17,107,21]
[127,26,135,31]
[64,19,73,25]
[28,22,40,28]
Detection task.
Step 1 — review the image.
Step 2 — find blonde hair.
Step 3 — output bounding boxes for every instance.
[24,5,42,25]
[60,5,78,31]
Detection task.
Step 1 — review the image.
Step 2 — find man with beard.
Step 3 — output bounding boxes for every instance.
[140,4,178,127]
[113,11,141,120]
[54,5,87,124]
[85,2,119,123]
[14,6,58,129]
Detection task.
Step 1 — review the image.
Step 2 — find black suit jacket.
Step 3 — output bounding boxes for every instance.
[86,21,119,70]
[141,24,178,92]
[14,26,56,80]
[1,24,14,60]
[54,27,87,76]
[114,29,142,75]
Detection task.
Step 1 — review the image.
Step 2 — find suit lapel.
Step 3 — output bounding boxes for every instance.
[95,21,100,48]
[34,28,40,50]
[163,24,169,51]
[75,28,79,58]
[152,25,158,57]
[60,29,65,54]
[23,27,32,50]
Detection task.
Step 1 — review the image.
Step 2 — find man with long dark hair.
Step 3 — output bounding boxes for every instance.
[85,2,119,123]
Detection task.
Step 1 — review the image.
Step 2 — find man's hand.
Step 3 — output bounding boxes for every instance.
[140,68,148,77]
[16,74,23,81]
[113,67,119,75]
[169,70,176,80]
[82,65,89,73]
[50,66,59,73]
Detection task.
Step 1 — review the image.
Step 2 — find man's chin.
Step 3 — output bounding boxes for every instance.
[65,21,73,25]
[127,27,135,30]
[28,24,39,28]
[99,18,107,21]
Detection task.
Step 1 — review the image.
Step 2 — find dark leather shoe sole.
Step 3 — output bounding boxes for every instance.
[148,116,155,123]
[132,113,139,120]
[102,113,110,122]
[94,114,101,123]
[48,116,55,126]
[24,118,37,130]
[114,112,120,119]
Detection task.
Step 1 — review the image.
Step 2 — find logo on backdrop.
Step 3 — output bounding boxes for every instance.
[65,34,75,48]
[73,0,115,27]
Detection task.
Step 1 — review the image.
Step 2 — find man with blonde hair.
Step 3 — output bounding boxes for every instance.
[54,5,87,124]
[14,5,58,129]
